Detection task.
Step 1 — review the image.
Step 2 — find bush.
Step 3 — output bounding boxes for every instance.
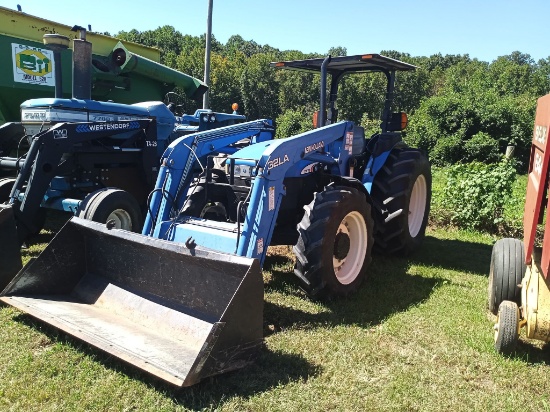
[275,108,312,139]
[436,159,516,232]
[406,89,536,170]
[463,132,501,163]
[360,114,382,137]
[431,135,463,166]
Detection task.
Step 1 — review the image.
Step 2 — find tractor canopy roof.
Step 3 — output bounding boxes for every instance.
[270,54,416,74]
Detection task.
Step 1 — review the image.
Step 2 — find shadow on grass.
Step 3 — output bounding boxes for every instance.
[511,339,550,365]
[168,349,320,407]
[262,230,494,333]
[262,251,444,331]
[409,234,493,276]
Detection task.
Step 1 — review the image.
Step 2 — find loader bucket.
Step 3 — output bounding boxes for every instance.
[0,217,263,387]
[0,204,23,289]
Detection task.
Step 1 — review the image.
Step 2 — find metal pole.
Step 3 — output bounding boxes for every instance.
[203,0,213,109]
[319,56,331,128]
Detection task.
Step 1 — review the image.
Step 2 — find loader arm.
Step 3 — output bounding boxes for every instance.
[153,121,357,266]
[231,121,355,263]
[9,119,155,242]
[143,119,275,237]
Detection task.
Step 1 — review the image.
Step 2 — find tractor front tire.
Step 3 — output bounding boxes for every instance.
[488,238,525,315]
[371,148,431,256]
[293,185,374,299]
[494,300,520,355]
[78,188,142,232]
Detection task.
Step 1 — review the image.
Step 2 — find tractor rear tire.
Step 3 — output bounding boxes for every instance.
[78,188,142,232]
[488,238,525,315]
[371,148,431,256]
[494,300,519,355]
[293,185,374,299]
[0,178,16,203]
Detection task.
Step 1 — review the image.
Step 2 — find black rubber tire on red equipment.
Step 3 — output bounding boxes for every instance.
[488,238,525,315]
[370,148,431,256]
[293,185,374,299]
[77,188,142,232]
[494,300,519,355]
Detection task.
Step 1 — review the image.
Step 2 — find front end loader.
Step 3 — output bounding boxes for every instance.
[0,30,245,285]
[1,54,431,387]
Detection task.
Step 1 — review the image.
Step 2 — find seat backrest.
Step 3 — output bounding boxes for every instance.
[352,126,366,155]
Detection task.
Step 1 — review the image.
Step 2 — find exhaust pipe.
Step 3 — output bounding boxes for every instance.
[42,34,70,98]
[71,26,92,100]
[43,26,92,100]
[0,218,264,387]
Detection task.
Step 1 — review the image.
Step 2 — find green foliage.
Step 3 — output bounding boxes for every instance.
[431,134,464,165]
[437,159,516,231]
[113,25,550,172]
[239,53,281,120]
[360,114,382,137]
[275,108,312,139]
[406,86,537,168]
[463,132,500,163]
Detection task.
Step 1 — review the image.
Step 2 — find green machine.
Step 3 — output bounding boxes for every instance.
[0,6,203,123]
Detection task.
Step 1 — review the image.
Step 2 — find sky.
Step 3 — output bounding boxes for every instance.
[1,0,548,63]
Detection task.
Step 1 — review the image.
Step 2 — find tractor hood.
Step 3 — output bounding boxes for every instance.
[20,98,176,141]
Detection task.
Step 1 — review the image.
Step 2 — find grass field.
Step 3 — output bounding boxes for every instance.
[2,220,550,411]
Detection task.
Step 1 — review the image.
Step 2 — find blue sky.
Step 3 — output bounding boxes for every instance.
[2,0,548,62]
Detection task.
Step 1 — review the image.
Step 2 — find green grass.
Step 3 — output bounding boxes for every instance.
[3,225,550,411]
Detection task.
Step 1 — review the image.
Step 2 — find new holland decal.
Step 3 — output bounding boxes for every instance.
[304,141,324,154]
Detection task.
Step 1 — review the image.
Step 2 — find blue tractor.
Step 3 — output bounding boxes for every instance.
[0,54,431,387]
[0,30,245,266]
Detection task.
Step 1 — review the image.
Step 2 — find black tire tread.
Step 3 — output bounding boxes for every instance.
[370,148,431,256]
[78,188,142,232]
[293,185,374,299]
[488,238,525,315]
[494,300,519,355]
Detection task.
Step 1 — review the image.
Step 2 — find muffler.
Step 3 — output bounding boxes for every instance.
[0,217,263,387]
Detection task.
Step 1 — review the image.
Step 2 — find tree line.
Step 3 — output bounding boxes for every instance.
[114,26,550,170]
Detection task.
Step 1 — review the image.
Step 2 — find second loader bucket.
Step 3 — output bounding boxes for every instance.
[0,204,22,289]
[0,218,263,387]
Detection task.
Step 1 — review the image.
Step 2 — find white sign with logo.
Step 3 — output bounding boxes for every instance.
[12,43,55,86]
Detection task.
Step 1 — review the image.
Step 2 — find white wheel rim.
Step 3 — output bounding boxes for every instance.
[332,211,368,285]
[108,209,133,230]
[408,175,427,238]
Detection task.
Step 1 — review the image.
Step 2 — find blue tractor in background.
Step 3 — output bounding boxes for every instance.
[0,53,431,387]
[0,30,245,248]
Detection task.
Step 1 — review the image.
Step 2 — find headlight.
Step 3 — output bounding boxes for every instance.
[209,114,216,123]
